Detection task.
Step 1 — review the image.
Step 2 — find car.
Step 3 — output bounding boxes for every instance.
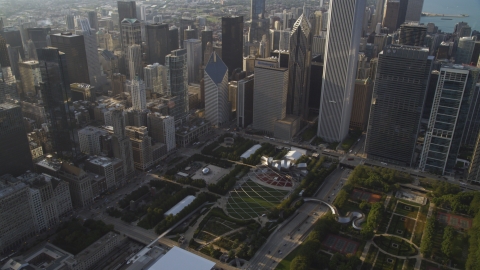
[261,214,266,217]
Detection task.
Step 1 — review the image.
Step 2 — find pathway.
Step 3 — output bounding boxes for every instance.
[359,240,372,261]
[198,227,246,250]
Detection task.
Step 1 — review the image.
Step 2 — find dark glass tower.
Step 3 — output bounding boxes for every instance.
[0,103,33,176]
[221,16,243,78]
[117,1,136,25]
[0,28,25,59]
[366,45,433,166]
[398,23,427,47]
[88,11,99,30]
[201,28,213,65]
[37,47,78,159]
[50,32,90,84]
[287,13,312,120]
[27,27,51,50]
[145,23,169,65]
[169,27,179,53]
[251,0,265,20]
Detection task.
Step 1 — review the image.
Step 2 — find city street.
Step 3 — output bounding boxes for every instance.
[244,168,349,269]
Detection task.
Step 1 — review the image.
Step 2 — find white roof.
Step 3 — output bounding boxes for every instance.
[240,144,262,159]
[284,150,303,161]
[147,247,215,270]
[164,195,196,216]
[177,172,189,177]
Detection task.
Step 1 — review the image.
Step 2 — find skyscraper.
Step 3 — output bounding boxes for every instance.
[121,18,141,79]
[50,32,90,84]
[420,64,480,175]
[117,1,136,25]
[66,15,75,30]
[456,37,476,65]
[287,10,312,120]
[88,11,98,30]
[237,74,254,128]
[251,0,265,20]
[145,23,169,65]
[111,109,135,178]
[127,77,146,111]
[398,22,427,46]
[468,133,480,184]
[18,60,41,97]
[78,18,104,87]
[166,49,189,120]
[37,47,78,158]
[144,63,167,94]
[222,16,244,78]
[201,27,213,65]
[204,52,229,127]
[127,44,142,79]
[252,59,288,134]
[147,113,176,152]
[0,27,25,59]
[0,103,33,176]
[169,26,179,53]
[365,45,434,166]
[125,126,153,171]
[184,39,202,84]
[405,0,424,22]
[27,27,51,50]
[317,0,366,142]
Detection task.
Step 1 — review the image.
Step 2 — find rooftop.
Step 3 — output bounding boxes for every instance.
[164,195,196,216]
[146,247,215,270]
[240,144,262,159]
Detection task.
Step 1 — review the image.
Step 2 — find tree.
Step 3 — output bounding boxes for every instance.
[291,256,310,270]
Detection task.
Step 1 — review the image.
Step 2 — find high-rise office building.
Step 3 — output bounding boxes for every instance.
[50,32,90,84]
[88,11,98,30]
[184,26,197,41]
[144,63,167,94]
[222,16,244,78]
[85,156,125,190]
[165,49,189,120]
[0,66,17,102]
[252,59,288,134]
[121,18,141,79]
[349,78,373,131]
[58,163,93,208]
[37,47,78,159]
[127,77,146,111]
[111,109,135,178]
[251,0,265,20]
[18,60,41,96]
[237,74,254,128]
[27,27,51,50]
[382,0,400,33]
[0,177,35,254]
[117,1,136,25]
[184,39,202,84]
[0,35,9,68]
[0,103,33,176]
[420,64,480,175]
[125,126,152,171]
[127,44,142,79]
[463,83,480,147]
[78,126,109,156]
[373,0,386,30]
[145,23,169,65]
[179,18,196,48]
[204,52,229,127]
[366,45,433,166]
[169,26,179,53]
[201,27,213,65]
[456,37,476,65]
[78,19,104,87]
[0,27,24,59]
[66,15,75,30]
[287,10,312,120]
[112,73,126,96]
[405,0,424,22]
[398,22,427,46]
[317,0,366,142]
[147,113,176,152]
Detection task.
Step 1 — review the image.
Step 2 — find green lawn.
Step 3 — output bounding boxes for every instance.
[387,215,416,240]
[373,235,417,257]
[226,180,289,220]
[412,221,425,246]
[275,245,302,270]
[394,202,419,218]
[373,252,405,270]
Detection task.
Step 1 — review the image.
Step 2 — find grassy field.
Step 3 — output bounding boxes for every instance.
[387,215,416,240]
[394,202,419,218]
[226,180,289,220]
[373,235,417,257]
[373,252,405,270]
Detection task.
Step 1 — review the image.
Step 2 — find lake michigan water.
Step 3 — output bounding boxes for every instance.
[419,0,480,33]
